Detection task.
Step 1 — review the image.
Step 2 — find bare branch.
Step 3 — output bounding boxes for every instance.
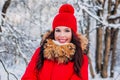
[2,0,11,18]
[0,59,18,80]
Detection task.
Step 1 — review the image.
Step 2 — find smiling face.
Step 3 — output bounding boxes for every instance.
[54,26,72,44]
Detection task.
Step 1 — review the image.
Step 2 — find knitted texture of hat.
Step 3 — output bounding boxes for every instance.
[52,4,77,33]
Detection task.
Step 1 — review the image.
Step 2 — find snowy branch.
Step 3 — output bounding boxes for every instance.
[0,21,30,65]
[16,43,29,65]
[78,2,120,28]
[0,59,18,80]
[0,50,6,53]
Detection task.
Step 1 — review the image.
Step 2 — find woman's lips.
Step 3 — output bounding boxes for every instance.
[58,39,67,43]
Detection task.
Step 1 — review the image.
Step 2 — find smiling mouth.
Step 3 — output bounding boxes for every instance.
[58,39,67,43]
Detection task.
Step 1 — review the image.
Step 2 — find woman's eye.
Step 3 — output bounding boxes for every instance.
[65,29,70,32]
[55,29,60,32]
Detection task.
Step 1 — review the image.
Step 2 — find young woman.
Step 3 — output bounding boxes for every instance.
[21,4,88,80]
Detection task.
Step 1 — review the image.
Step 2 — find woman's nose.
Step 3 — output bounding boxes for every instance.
[60,32,65,36]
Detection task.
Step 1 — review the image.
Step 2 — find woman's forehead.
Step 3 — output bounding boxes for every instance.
[55,26,71,29]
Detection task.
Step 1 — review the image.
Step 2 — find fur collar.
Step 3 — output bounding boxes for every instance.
[43,39,76,63]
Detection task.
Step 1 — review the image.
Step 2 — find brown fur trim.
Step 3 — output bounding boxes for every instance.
[44,39,76,63]
[40,30,53,46]
[77,33,88,52]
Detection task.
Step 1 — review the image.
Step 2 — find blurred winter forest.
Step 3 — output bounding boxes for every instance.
[0,0,120,80]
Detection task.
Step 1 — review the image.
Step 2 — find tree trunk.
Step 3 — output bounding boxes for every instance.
[0,26,2,32]
[101,0,106,15]
[112,0,119,15]
[2,0,11,18]
[107,0,119,23]
[0,0,11,40]
[1,0,11,26]
[110,28,115,50]
[108,0,112,16]
[110,28,119,77]
[96,27,103,73]
[101,27,111,78]
[0,26,2,40]
[88,51,95,78]
[85,14,95,78]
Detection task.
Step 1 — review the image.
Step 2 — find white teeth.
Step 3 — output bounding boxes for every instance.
[59,39,66,43]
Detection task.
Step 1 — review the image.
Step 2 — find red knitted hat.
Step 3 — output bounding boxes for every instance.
[52,4,77,33]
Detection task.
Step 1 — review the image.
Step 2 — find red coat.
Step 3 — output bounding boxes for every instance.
[21,47,88,80]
